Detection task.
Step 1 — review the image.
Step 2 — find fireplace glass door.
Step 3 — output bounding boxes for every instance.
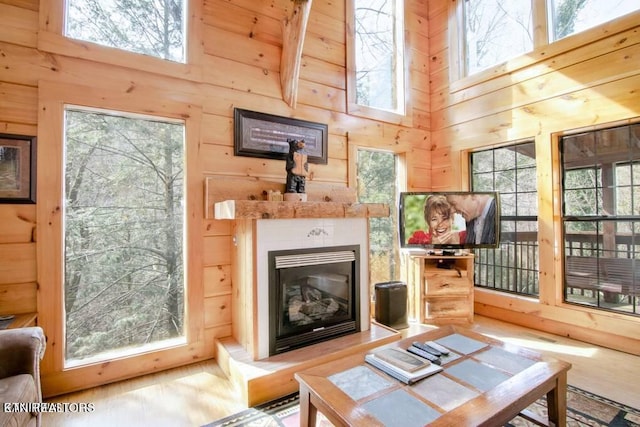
[269,246,360,355]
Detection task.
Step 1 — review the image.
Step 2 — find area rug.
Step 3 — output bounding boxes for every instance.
[204,385,640,427]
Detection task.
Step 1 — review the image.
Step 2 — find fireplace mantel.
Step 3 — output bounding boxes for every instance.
[204,175,389,219]
[214,199,389,220]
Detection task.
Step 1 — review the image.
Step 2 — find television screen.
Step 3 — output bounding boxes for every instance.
[399,191,500,249]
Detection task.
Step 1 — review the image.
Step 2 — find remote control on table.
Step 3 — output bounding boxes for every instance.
[411,341,443,356]
[425,341,450,355]
[407,345,441,364]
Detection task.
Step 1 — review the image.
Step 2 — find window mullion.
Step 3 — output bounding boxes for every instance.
[532,0,549,47]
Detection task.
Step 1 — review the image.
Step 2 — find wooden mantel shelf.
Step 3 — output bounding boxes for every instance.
[205,176,390,220]
[214,199,389,220]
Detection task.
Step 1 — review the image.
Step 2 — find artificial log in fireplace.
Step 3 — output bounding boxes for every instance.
[268,245,360,355]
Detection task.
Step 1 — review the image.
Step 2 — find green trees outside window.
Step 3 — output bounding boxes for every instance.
[64,109,185,362]
[65,0,186,63]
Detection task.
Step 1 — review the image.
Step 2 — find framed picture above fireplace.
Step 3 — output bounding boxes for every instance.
[234,108,328,164]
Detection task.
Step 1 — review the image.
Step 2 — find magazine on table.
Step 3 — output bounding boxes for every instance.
[372,347,430,372]
[365,349,443,385]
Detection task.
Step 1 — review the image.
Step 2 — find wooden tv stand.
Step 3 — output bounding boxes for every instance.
[405,254,474,324]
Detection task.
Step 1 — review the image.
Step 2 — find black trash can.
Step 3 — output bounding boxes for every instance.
[374,281,408,329]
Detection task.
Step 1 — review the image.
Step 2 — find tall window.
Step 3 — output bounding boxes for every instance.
[561,124,640,315]
[471,142,539,296]
[64,108,185,364]
[458,0,639,77]
[356,149,400,287]
[65,0,186,63]
[349,0,406,116]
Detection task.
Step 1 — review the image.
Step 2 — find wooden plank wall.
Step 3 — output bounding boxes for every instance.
[0,206,37,316]
[428,1,640,354]
[0,0,38,318]
[0,0,431,395]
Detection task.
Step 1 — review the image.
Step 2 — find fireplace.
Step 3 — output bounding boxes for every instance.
[214,215,400,406]
[251,218,370,359]
[268,245,360,355]
[245,218,371,360]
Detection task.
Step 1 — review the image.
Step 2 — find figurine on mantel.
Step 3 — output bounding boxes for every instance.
[284,138,309,201]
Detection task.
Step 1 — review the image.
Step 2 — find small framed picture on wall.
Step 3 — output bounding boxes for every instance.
[0,133,37,204]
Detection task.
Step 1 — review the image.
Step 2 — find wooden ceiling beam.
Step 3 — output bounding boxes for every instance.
[280,0,313,108]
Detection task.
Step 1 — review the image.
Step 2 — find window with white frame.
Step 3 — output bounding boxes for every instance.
[64,107,186,364]
[348,0,406,117]
[458,0,639,77]
[463,0,533,76]
[549,0,638,41]
[356,147,404,310]
[356,149,401,288]
[65,0,186,63]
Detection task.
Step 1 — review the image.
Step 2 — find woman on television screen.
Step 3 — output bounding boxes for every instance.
[407,195,466,245]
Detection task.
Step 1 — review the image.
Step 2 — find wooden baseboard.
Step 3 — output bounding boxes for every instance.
[475,303,640,356]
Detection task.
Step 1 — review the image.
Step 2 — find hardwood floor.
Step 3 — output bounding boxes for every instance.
[42,360,244,427]
[461,316,640,410]
[42,315,640,426]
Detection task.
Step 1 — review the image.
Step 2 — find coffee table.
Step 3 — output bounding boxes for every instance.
[295,325,571,427]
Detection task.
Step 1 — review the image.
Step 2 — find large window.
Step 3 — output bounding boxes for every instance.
[64,108,185,364]
[470,142,539,296]
[458,0,639,77]
[65,0,186,63]
[561,124,640,315]
[348,0,406,117]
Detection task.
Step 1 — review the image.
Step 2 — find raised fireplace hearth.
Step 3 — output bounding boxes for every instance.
[269,245,360,355]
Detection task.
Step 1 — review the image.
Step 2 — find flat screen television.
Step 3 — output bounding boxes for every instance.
[399,191,500,250]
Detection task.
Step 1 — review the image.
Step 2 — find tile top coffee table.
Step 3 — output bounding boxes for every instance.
[295,325,571,427]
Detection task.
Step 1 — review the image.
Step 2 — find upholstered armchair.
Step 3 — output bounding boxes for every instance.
[0,327,46,427]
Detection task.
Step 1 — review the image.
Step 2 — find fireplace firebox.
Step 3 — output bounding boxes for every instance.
[268,245,360,356]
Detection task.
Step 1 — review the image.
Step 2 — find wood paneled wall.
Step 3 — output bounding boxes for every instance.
[0,205,37,316]
[0,0,431,395]
[429,1,640,354]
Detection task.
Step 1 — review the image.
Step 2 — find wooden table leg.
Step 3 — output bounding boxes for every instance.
[298,385,317,427]
[546,372,567,427]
